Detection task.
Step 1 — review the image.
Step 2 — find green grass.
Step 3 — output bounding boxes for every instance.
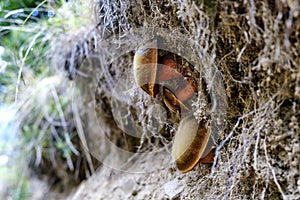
[0,1,83,198]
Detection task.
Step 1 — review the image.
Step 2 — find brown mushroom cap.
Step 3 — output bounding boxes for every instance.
[133,48,158,98]
[175,78,197,102]
[172,114,211,172]
[163,87,190,113]
[158,58,181,81]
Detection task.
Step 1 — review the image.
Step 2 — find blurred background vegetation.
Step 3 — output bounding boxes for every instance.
[0,1,97,199]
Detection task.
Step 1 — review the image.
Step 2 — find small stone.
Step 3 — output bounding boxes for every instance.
[164,178,184,199]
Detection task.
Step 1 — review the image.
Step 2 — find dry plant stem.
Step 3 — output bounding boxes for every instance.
[51,86,79,171]
[34,114,52,166]
[72,100,95,174]
[34,145,42,167]
[50,125,60,166]
[48,111,64,145]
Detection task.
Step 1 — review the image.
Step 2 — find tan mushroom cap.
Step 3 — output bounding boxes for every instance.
[133,48,158,98]
[172,114,211,172]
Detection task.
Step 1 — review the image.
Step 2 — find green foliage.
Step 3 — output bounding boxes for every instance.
[12,175,29,200]
[0,0,87,198]
[0,0,44,28]
[0,29,51,103]
[0,0,58,103]
[1,0,39,10]
[0,161,30,200]
[20,89,76,166]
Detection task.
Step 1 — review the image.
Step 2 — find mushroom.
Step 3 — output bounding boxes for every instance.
[163,87,190,113]
[172,114,214,172]
[133,47,197,113]
[133,46,216,172]
[133,47,158,98]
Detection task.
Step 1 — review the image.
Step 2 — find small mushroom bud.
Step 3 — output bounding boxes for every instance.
[172,114,212,172]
